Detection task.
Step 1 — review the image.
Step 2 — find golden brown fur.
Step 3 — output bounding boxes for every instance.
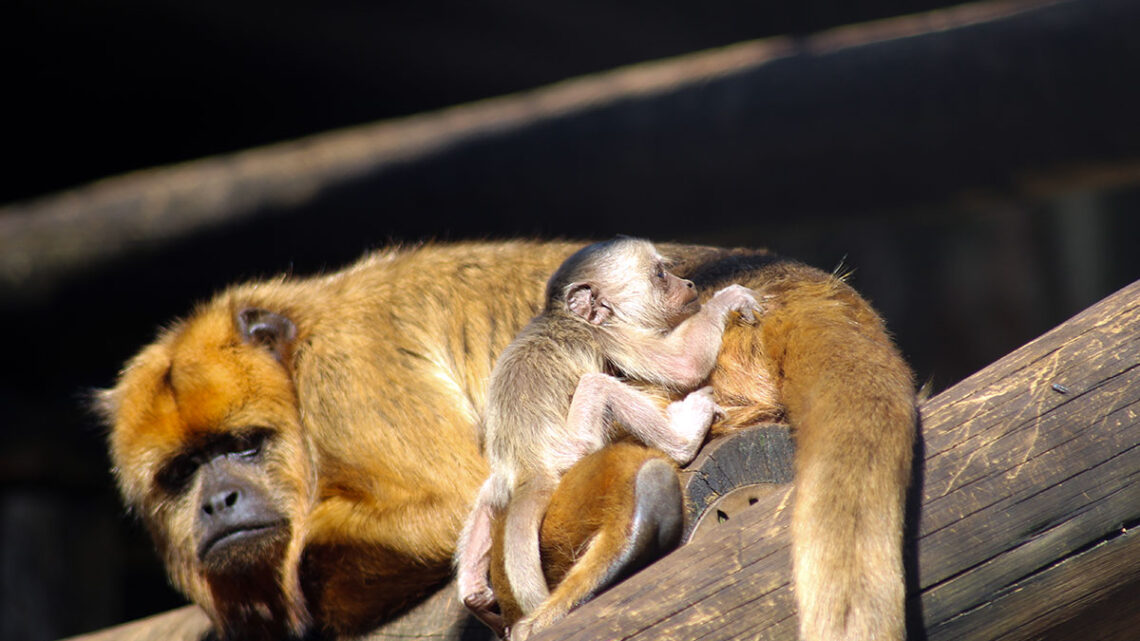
[99,240,914,641]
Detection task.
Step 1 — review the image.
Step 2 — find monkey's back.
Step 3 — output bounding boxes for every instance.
[482,314,605,486]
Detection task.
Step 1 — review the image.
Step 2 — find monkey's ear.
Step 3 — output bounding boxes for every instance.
[237,308,297,363]
[567,283,612,325]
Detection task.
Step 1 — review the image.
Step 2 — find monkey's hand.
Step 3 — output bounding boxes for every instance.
[708,284,762,324]
[663,387,721,465]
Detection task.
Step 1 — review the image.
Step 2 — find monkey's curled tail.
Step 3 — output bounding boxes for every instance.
[502,477,557,616]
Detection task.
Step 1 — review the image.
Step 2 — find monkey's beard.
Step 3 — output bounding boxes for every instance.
[200,524,310,640]
[200,520,291,574]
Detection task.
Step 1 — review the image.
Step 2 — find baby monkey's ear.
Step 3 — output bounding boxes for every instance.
[566,283,612,325]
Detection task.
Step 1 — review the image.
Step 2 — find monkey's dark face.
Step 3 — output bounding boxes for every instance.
[161,429,291,574]
[101,303,314,637]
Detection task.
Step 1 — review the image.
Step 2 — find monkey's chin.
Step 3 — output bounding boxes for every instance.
[199,521,290,574]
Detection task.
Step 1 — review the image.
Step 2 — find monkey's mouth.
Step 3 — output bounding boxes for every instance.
[199,520,290,566]
[678,296,701,318]
[680,286,700,308]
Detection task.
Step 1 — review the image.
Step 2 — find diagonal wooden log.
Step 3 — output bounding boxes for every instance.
[69,279,1140,640]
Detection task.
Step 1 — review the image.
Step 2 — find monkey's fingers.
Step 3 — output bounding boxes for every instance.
[736,292,775,324]
[734,308,758,324]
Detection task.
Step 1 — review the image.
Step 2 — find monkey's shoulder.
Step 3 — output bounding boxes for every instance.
[489,317,600,400]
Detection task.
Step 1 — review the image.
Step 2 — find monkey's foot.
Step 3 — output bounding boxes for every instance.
[462,590,505,639]
[509,601,564,641]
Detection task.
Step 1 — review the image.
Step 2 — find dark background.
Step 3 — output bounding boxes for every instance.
[3,1,1140,639]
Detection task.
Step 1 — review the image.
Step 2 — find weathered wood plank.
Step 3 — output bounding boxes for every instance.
[930,527,1140,640]
[65,582,493,641]
[917,279,1140,639]
[64,606,210,641]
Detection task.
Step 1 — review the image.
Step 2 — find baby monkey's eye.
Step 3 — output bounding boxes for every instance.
[655,264,666,279]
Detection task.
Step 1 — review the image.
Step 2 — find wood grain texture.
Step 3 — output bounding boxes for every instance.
[916,276,1140,640]
[680,424,794,542]
[63,607,210,641]
[64,583,494,641]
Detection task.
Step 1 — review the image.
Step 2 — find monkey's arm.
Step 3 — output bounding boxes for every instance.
[648,284,759,389]
[299,485,474,629]
[569,373,716,465]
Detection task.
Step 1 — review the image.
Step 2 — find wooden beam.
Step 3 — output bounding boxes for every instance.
[915,278,1140,640]
[65,580,490,641]
[65,607,209,641]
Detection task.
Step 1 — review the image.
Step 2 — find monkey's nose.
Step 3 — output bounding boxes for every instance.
[202,488,241,516]
[684,280,695,289]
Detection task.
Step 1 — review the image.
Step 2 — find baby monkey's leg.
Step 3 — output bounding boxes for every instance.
[455,478,505,637]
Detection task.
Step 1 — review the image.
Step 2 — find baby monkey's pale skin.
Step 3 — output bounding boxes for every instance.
[455,238,760,639]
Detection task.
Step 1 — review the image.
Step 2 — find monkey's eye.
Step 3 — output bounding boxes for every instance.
[230,428,270,461]
[655,264,666,279]
[156,455,200,493]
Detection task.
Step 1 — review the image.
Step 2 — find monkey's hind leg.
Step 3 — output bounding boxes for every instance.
[510,443,683,639]
[456,478,506,637]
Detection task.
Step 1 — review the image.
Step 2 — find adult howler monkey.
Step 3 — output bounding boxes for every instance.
[97,240,915,640]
